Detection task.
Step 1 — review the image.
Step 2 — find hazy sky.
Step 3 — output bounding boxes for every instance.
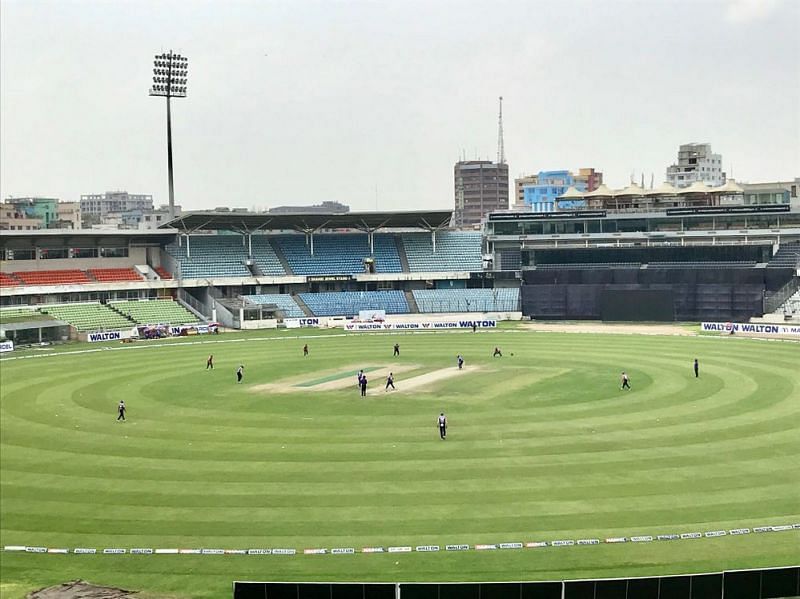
[1,0,798,212]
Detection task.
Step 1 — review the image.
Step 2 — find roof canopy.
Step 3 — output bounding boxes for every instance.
[582,184,615,197]
[645,182,679,196]
[613,184,647,197]
[709,179,744,194]
[677,181,713,194]
[160,210,454,233]
[556,186,586,199]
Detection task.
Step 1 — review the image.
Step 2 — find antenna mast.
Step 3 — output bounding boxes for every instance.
[497,96,505,165]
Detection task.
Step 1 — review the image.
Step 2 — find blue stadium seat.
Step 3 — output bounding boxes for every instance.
[276,234,402,275]
[299,291,408,316]
[242,294,305,318]
[413,288,519,313]
[402,232,482,272]
[165,235,251,278]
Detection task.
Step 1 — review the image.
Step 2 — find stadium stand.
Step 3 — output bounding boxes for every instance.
[248,237,288,276]
[298,290,408,316]
[402,231,482,272]
[110,299,199,325]
[413,288,520,313]
[0,273,22,287]
[0,307,40,323]
[88,268,143,282]
[648,261,757,269]
[165,236,251,278]
[154,266,173,279]
[768,242,800,268]
[535,263,641,270]
[39,303,134,331]
[242,294,305,318]
[13,270,91,285]
[276,234,402,275]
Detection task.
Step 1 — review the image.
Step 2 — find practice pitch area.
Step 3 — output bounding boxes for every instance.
[0,325,798,598]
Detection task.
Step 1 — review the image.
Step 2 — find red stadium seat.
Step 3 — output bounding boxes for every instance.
[0,273,22,287]
[154,266,172,280]
[13,270,92,285]
[88,268,143,282]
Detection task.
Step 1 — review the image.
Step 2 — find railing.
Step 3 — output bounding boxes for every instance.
[177,289,209,321]
[764,277,800,314]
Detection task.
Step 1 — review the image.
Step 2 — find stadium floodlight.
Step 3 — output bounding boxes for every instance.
[149,51,188,221]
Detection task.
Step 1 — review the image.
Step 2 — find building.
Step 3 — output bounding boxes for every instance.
[2,197,58,228]
[516,168,603,212]
[80,191,153,226]
[454,160,509,227]
[741,178,799,207]
[514,174,538,209]
[54,202,81,229]
[0,197,81,230]
[269,201,349,214]
[139,205,182,229]
[0,204,43,231]
[666,143,726,188]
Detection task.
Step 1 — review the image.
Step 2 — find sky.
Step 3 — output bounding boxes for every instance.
[1,0,798,212]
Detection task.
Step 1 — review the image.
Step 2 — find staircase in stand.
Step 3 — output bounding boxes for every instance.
[268,237,294,275]
[404,291,419,313]
[292,294,315,317]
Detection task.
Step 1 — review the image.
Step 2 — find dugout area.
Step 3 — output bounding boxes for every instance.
[234,566,800,598]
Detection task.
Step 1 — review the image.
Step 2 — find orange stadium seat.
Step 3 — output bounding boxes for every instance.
[13,270,92,285]
[154,266,172,279]
[0,273,22,287]
[88,268,143,282]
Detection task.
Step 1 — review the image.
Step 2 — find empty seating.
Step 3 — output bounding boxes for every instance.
[413,288,520,313]
[110,299,198,325]
[249,237,288,276]
[13,270,91,285]
[299,291,408,316]
[154,266,173,279]
[768,243,800,268]
[648,261,757,269]
[402,232,482,272]
[534,263,641,270]
[0,273,21,287]
[165,236,251,278]
[89,268,143,282]
[277,234,402,275]
[0,307,40,323]
[242,294,305,318]
[40,303,134,331]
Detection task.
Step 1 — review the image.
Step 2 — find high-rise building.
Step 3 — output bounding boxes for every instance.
[454,160,509,227]
[515,168,603,212]
[666,143,726,188]
[80,191,153,226]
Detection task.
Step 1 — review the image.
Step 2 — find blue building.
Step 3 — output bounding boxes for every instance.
[522,170,589,212]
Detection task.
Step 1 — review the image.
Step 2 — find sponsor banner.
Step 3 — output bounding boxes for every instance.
[247,549,272,555]
[285,318,322,329]
[680,533,702,539]
[605,538,627,544]
[271,548,296,555]
[387,546,411,554]
[332,548,356,555]
[631,536,653,543]
[415,545,440,552]
[179,549,201,554]
[771,525,793,532]
[130,548,154,554]
[0,340,14,353]
[26,547,47,553]
[345,319,498,332]
[729,529,750,535]
[103,548,126,554]
[657,535,680,541]
[705,531,726,538]
[551,540,574,547]
[525,542,548,548]
[700,322,800,336]
[361,547,384,553]
[87,330,134,343]
[4,545,26,552]
[475,544,497,550]
[155,549,179,554]
[47,548,68,554]
[577,539,600,546]
[225,550,247,555]
[74,548,97,554]
[303,548,327,555]
[753,527,771,533]
[201,549,224,555]
[499,542,523,549]
[307,275,353,282]
[445,544,469,551]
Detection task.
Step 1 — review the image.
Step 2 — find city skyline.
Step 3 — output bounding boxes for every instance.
[1,0,798,213]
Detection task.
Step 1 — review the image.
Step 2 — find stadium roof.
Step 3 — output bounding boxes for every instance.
[160,210,454,232]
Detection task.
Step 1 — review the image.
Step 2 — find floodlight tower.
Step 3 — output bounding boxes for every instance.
[149,51,188,220]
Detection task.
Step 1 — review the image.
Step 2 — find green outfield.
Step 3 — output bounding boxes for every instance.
[0,328,798,598]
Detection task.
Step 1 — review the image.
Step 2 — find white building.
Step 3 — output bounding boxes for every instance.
[666,143,726,188]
